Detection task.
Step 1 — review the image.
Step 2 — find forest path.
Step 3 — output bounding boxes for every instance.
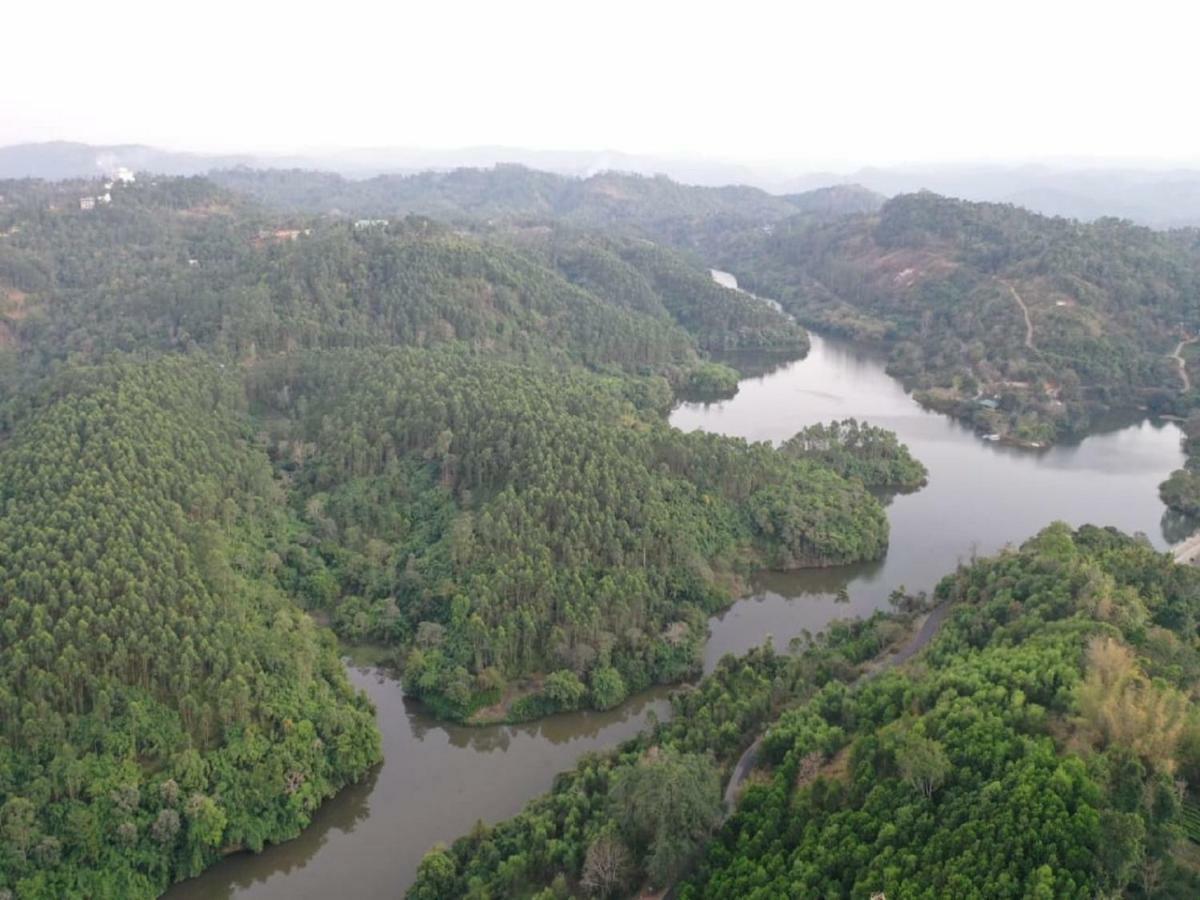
[721,603,952,816]
[1170,336,1197,391]
[1001,279,1035,350]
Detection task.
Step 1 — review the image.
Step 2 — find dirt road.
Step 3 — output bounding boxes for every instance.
[1001,280,1035,350]
[1170,337,1197,391]
[722,603,952,814]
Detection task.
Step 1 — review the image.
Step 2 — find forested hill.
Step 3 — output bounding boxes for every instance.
[0,174,897,897]
[248,348,886,720]
[207,165,1200,447]
[209,165,880,229]
[703,191,1200,444]
[0,359,381,897]
[410,525,1200,899]
[0,176,801,387]
[501,226,807,352]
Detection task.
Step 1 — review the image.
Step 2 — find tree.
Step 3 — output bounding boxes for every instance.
[610,749,722,886]
[580,833,632,897]
[2,797,37,862]
[544,670,587,710]
[590,666,628,711]
[411,847,458,900]
[892,729,950,799]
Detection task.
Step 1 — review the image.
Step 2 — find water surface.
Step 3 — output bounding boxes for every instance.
[169,663,669,899]
[674,306,1185,666]
[175,273,1185,897]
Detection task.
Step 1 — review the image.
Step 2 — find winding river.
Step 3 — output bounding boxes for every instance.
[171,273,1187,898]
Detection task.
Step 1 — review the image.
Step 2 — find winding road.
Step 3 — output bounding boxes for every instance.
[1170,337,1197,391]
[1001,280,1035,351]
[722,603,953,814]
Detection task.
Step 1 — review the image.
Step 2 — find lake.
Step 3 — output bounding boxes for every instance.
[171,272,1186,898]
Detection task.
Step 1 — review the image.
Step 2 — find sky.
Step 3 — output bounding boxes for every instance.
[5,0,1200,170]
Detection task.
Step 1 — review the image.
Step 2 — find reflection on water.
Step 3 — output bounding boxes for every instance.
[682,333,1187,668]
[172,306,1187,899]
[168,666,670,900]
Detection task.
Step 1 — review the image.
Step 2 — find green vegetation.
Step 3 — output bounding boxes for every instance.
[250,348,887,720]
[406,608,916,898]
[781,418,928,491]
[1160,414,1200,517]
[684,525,1200,898]
[412,525,1200,898]
[0,174,889,896]
[0,359,380,899]
[208,165,807,228]
[207,167,1200,450]
[10,162,1196,898]
[699,192,1200,446]
[507,228,808,354]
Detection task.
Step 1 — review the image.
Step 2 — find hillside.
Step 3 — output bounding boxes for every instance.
[500,226,808,352]
[208,165,810,228]
[410,525,1200,898]
[0,176,798,389]
[704,192,1200,444]
[204,168,1200,446]
[0,175,900,896]
[249,348,887,720]
[0,360,380,898]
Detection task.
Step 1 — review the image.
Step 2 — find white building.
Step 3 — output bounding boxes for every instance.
[79,197,96,211]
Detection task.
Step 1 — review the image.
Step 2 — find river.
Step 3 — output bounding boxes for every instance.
[170,272,1186,898]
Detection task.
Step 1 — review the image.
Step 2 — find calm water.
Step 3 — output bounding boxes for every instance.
[169,659,670,899]
[172,272,1186,898]
[683,271,1187,665]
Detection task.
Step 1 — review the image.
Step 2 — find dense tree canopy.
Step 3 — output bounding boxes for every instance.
[696,192,1200,446]
[411,526,1200,898]
[249,348,888,719]
[781,418,928,491]
[0,360,380,898]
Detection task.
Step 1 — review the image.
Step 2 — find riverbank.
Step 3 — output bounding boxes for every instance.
[173,326,1187,900]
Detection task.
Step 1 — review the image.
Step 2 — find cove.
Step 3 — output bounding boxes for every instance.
[170,273,1185,898]
[681,272,1187,667]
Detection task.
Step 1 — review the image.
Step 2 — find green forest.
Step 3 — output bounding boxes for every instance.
[249,347,886,719]
[0,173,894,896]
[210,166,1200,449]
[410,526,1200,899]
[5,162,1200,898]
[0,360,380,897]
[697,192,1200,447]
[781,418,928,492]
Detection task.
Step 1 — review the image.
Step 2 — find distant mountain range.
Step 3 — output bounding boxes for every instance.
[4,141,1200,228]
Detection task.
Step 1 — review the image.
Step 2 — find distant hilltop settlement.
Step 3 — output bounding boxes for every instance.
[79,166,135,210]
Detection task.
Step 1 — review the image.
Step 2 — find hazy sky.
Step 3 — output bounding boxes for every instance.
[6,0,1199,168]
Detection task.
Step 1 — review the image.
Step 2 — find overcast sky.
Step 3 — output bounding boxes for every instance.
[5,0,1199,169]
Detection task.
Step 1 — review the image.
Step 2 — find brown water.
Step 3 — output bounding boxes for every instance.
[678,328,1186,668]
[168,660,670,899]
[171,274,1186,898]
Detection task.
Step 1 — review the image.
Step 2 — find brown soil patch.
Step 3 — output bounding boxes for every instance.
[468,676,545,725]
[817,744,852,782]
[871,248,959,288]
[1,286,30,319]
[180,203,235,218]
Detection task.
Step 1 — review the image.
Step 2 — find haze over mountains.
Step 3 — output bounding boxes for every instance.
[6,140,1200,228]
